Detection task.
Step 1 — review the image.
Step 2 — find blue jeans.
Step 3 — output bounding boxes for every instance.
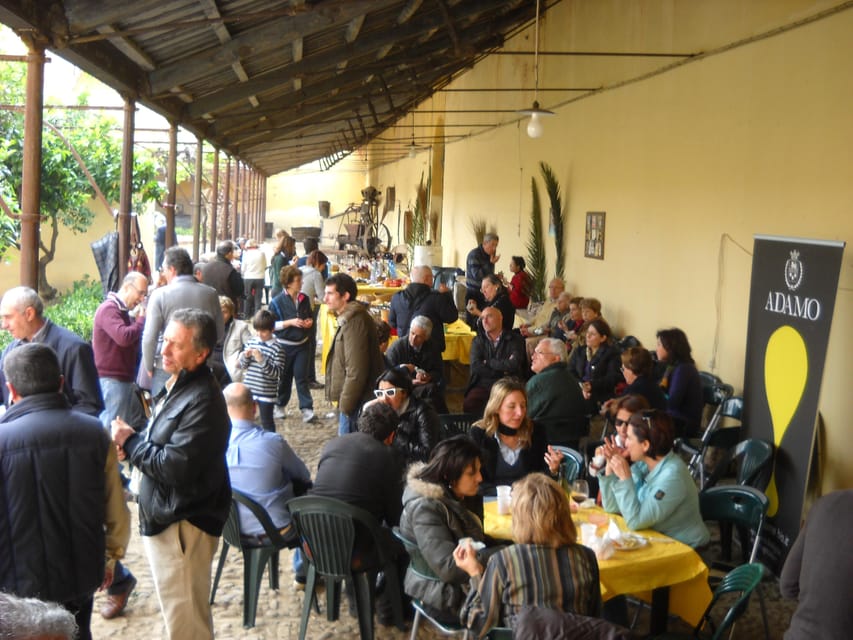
[338,411,357,436]
[99,378,146,431]
[109,560,136,596]
[277,343,313,411]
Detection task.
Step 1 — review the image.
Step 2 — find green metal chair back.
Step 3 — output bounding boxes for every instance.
[704,438,774,491]
[391,527,471,638]
[210,489,296,628]
[289,495,404,640]
[439,413,478,440]
[552,445,584,483]
[700,485,769,564]
[699,563,765,640]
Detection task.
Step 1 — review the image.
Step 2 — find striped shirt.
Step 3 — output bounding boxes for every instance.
[238,337,286,402]
[460,543,601,637]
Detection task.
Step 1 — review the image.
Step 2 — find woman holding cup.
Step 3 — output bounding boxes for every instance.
[599,409,709,548]
[454,473,601,636]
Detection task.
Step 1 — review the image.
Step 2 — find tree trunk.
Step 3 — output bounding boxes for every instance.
[37,216,58,300]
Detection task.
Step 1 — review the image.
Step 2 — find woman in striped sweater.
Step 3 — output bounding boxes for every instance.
[454,473,601,637]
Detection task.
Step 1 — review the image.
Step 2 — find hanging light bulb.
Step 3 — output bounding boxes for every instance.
[517,0,554,139]
[407,112,417,158]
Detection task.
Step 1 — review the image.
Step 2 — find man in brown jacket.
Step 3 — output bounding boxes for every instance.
[324,273,384,436]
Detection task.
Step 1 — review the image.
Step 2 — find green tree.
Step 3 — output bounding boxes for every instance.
[0,62,163,297]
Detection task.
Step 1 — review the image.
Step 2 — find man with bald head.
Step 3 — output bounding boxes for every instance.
[388,264,457,353]
[463,306,526,415]
[223,382,310,547]
[0,286,103,416]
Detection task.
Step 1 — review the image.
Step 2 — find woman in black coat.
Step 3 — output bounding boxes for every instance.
[568,318,624,410]
[371,367,441,465]
[468,274,515,333]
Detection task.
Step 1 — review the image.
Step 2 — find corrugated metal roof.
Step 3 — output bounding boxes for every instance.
[0,0,541,175]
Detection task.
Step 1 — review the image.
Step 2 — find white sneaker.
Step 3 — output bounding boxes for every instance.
[274,406,286,419]
[301,409,316,423]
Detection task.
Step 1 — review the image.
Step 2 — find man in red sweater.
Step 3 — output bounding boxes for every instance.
[91,269,148,619]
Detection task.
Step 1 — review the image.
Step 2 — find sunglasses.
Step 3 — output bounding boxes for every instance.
[374,387,400,399]
[614,417,630,427]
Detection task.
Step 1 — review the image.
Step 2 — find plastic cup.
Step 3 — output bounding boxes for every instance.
[580,523,597,544]
[496,485,511,498]
[497,495,512,515]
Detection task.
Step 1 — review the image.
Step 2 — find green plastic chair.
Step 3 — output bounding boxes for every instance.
[484,628,513,640]
[704,438,774,492]
[439,413,479,440]
[699,486,770,639]
[209,489,299,628]
[654,562,765,640]
[552,445,584,483]
[391,527,471,639]
[289,495,404,640]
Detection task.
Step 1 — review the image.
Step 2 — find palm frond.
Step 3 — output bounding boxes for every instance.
[526,177,547,302]
[540,161,565,281]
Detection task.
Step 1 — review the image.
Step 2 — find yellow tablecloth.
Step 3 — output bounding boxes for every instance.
[483,501,712,627]
[320,307,476,370]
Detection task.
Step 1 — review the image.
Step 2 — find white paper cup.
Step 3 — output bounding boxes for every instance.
[497,495,512,515]
[496,485,511,498]
[580,523,598,545]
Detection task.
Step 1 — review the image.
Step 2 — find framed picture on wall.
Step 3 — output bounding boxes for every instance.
[585,212,606,259]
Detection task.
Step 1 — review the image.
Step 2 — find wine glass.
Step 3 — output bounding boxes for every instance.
[571,479,590,507]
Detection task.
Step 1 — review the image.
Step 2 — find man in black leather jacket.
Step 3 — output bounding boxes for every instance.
[112,308,231,638]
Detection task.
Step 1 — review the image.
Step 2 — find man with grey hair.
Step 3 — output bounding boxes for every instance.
[91,270,149,618]
[526,337,588,448]
[0,343,129,640]
[520,278,566,337]
[385,314,447,412]
[0,286,103,416]
[465,233,500,328]
[113,309,230,638]
[142,246,223,394]
[388,264,457,353]
[0,592,78,639]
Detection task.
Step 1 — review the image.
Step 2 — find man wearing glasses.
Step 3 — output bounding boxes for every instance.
[526,338,587,448]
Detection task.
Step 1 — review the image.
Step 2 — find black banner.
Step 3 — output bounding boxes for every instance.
[742,235,845,573]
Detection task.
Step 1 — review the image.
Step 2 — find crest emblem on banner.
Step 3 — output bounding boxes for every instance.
[785,250,803,291]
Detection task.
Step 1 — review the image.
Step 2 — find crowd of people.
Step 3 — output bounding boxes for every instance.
[0,230,843,640]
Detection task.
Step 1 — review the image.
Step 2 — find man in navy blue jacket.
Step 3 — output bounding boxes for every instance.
[0,286,103,416]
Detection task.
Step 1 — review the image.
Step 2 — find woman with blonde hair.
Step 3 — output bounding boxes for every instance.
[454,473,601,636]
[469,378,563,496]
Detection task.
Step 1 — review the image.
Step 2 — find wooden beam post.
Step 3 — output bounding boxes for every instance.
[192,137,203,261]
[118,96,134,282]
[210,149,219,251]
[19,41,45,290]
[165,122,178,250]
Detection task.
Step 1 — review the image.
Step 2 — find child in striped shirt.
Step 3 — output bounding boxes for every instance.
[237,309,286,432]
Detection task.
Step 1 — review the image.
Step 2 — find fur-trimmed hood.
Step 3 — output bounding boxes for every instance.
[403,462,447,504]
[335,300,370,324]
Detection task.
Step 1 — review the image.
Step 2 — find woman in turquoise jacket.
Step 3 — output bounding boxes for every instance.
[599,409,709,548]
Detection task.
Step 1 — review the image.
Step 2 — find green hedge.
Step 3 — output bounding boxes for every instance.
[0,277,104,350]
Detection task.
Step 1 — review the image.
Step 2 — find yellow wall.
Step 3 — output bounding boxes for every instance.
[366,2,853,492]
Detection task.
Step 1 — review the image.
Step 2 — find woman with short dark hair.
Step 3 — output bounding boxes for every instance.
[454,473,601,635]
[399,436,490,624]
[599,409,709,548]
[468,274,515,332]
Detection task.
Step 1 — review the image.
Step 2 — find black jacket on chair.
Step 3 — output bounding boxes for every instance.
[393,397,442,464]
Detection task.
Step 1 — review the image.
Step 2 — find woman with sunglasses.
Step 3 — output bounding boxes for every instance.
[470,378,563,497]
[599,409,709,548]
[371,367,441,465]
[589,394,650,478]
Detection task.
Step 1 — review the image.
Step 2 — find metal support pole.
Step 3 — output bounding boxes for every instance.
[223,156,231,239]
[192,137,203,261]
[210,149,219,251]
[19,41,45,290]
[118,96,134,282]
[165,122,178,250]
